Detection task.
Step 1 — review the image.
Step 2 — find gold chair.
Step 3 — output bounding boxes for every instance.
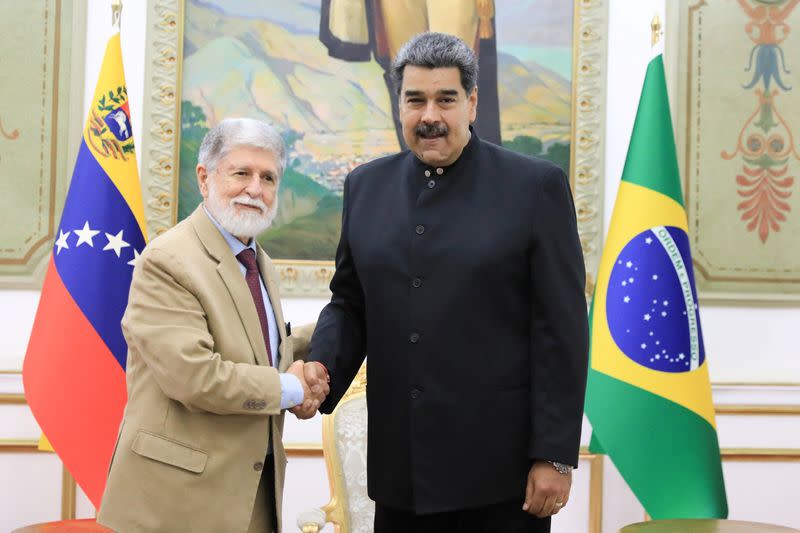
[296,363,373,533]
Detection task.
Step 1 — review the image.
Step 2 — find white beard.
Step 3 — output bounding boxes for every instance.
[205,177,278,240]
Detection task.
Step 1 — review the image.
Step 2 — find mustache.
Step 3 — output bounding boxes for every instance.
[415,122,448,138]
[231,196,267,214]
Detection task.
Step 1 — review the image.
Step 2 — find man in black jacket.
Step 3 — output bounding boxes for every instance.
[305,31,588,533]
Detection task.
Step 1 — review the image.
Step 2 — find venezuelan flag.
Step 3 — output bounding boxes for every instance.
[584,53,728,518]
[23,33,146,507]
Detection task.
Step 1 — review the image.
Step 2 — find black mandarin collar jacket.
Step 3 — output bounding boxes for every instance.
[310,128,589,514]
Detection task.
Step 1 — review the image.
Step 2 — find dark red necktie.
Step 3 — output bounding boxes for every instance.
[236,248,273,366]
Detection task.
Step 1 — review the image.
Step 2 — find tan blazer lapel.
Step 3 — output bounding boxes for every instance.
[256,247,291,372]
[189,206,270,367]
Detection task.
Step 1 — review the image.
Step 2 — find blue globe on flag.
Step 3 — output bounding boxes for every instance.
[606,226,705,373]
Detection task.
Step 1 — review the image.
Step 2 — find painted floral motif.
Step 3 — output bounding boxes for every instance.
[722,0,800,242]
[0,116,19,164]
[0,116,19,141]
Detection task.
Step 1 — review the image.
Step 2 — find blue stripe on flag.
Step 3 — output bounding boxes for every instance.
[54,141,146,369]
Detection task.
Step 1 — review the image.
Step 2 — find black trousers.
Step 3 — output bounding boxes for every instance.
[374,501,551,533]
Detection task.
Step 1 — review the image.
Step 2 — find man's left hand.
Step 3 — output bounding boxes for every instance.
[522,460,572,517]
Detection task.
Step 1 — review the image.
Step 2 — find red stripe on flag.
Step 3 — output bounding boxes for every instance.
[23,258,127,508]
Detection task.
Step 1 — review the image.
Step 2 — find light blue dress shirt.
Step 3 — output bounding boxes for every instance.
[204,206,303,410]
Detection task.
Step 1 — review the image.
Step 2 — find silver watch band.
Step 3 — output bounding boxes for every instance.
[547,461,573,474]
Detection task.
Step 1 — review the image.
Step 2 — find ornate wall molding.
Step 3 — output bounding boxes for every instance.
[572,0,609,299]
[140,0,182,240]
[271,260,335,298]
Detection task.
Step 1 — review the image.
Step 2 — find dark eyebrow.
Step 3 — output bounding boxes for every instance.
[403,89,460,98]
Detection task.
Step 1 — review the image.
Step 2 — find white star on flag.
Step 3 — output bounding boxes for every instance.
[645,237,653,244]
[644,313,651,321]
[104,230,130,257]
[74,221,100,247]
[55,230,70,255]
[127,249,141,267]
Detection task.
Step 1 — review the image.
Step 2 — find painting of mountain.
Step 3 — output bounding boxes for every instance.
[178,0,575,260]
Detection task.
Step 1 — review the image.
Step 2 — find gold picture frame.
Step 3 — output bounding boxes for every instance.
[139,0,609,297]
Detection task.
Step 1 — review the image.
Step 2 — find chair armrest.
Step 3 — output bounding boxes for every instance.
[296,508,327,533]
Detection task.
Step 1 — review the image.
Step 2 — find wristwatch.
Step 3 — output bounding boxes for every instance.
[547,461,573,474]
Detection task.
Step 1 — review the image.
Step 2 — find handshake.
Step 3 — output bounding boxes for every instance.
[286,360,330,419]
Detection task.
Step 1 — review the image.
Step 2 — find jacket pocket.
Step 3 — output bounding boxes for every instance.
[131,430,208,474]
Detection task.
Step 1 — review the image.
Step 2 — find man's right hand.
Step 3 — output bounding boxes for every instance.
[287,361,328,419]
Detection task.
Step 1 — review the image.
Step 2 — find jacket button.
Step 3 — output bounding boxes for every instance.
[427,180,436,189]
[253,462,264,472]
[409,333,420,343]
[410,389,421,399]
[424,169,431,177]
[412,278,422,288]
[435,167,444,175]
[415,225,425,235]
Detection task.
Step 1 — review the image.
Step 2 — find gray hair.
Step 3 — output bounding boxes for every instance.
[197,117,287,177]
[390,32,478,95]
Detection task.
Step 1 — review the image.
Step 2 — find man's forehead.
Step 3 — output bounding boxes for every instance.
[401,66,464,93]
[221,146,277,163]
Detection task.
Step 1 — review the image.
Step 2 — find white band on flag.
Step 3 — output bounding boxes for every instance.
[652,226,700,370]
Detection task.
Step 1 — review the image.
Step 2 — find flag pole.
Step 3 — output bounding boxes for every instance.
[61,466,77,520]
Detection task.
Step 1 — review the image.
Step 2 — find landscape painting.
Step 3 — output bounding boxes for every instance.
[178,0,575,260]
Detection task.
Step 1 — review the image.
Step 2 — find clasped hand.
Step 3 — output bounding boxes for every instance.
[287,361,330,419]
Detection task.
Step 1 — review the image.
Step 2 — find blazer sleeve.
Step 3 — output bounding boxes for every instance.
[122,246,283,416]
[528,166,590,466]
[309,174,368,413]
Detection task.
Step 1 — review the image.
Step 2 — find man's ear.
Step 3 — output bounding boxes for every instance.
[197,164,210,199]
[468,87,478,123]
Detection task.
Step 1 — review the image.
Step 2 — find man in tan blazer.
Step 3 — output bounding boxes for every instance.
[98,118,325,532]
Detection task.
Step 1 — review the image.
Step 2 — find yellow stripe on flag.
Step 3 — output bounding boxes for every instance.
[591,181,716,427]
[82,33,147,235]
[38,433,55,452]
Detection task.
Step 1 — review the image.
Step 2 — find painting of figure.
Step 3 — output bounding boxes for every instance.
[178,0,574,260]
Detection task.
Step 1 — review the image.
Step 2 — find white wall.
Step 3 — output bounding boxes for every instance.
[1,0,799,531]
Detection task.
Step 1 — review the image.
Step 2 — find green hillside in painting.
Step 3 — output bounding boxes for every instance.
[258,194,342,260]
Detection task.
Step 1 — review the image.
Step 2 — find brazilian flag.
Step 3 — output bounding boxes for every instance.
[584,53,728,519]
